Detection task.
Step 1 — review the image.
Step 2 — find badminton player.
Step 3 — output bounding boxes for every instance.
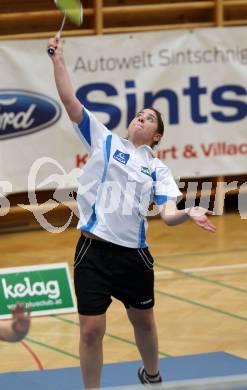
[48,37,216,389]
[0,303,31,342]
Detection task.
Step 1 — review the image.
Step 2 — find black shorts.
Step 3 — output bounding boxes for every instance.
[73,235,155,315]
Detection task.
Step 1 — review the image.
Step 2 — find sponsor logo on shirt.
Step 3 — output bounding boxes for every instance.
[113,150,130,165]
[141,166,151,177]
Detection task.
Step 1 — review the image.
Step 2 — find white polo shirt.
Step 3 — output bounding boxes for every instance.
[73,107,181,248]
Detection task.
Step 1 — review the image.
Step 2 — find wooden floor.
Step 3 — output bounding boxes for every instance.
[0,212,247,373]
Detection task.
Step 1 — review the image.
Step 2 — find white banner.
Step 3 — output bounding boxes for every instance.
[0,27,246,196]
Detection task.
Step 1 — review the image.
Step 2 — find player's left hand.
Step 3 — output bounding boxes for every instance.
[187,207,216,233]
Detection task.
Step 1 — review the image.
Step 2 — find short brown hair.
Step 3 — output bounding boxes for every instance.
[148,107,164,148]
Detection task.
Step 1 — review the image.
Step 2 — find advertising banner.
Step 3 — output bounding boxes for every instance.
[0,26,246,196]
[0,263,76,319]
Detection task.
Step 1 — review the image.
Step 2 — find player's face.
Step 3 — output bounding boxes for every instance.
[127,109,161,147]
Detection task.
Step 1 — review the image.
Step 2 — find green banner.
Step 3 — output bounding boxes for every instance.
[0,263,76,319]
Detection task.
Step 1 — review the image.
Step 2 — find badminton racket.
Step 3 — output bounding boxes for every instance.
[47,0,83,56]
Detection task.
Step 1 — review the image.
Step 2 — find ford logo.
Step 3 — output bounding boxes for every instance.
[0,90,61,140]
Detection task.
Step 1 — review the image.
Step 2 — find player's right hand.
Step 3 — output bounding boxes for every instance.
[47,37,63,59]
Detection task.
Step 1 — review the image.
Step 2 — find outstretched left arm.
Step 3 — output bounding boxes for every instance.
[160,200,216,233]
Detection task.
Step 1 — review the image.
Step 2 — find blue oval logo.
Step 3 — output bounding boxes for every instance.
[0,90,61,140]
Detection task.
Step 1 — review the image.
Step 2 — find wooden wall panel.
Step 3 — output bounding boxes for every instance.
[0,1,247,40]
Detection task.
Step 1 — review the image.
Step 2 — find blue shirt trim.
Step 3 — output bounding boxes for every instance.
[91,134,112,232]
[154,195,175,205]
[152,169,173,205]
[105,134,112,163]
[81,135,112,233]
[81,204,97,231]
[151,170,156,181]
[155,195,168,205]
[138,218,147,248]
[102,134,112,182]
[77,109,91,147]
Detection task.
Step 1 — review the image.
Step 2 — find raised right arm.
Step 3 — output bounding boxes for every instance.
[47,37,83,124]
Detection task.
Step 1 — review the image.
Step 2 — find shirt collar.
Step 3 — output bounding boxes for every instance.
[120,137,155,157]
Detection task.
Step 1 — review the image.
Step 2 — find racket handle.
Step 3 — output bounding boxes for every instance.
[47,46,56,56]
[47,31,61,56]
